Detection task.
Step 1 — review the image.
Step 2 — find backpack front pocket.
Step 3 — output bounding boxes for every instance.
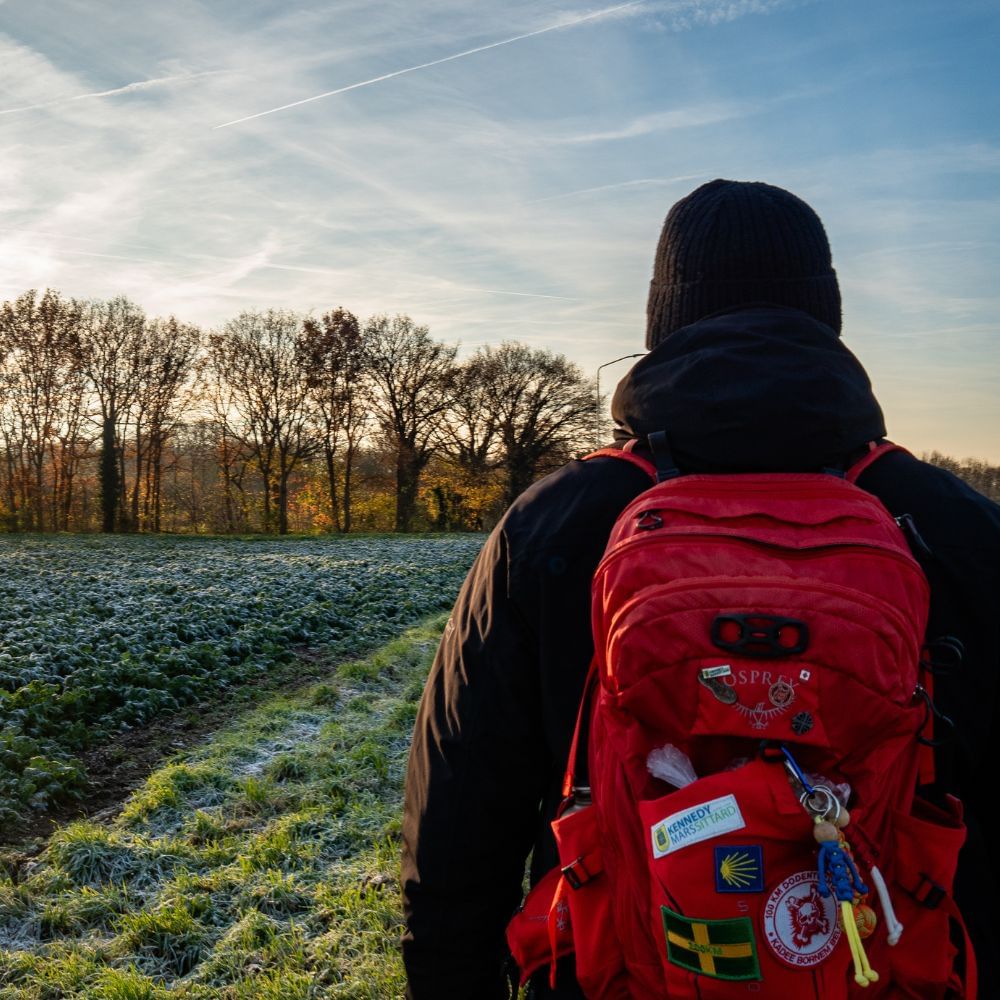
[636,758,856,999]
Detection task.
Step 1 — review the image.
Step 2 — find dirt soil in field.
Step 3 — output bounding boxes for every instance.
[1,647,339,849]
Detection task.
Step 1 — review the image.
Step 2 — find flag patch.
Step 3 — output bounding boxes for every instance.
[661,906,762,981]
[714,845,765,893]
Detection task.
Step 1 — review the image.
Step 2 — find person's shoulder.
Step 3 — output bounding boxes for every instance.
[500,453,654,560]
[857,448,1000,551]
[508,454,652,522]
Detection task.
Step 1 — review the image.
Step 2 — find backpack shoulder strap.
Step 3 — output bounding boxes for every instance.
[845,440,911,484]
[583,445,657,483]
[587,439,910,486]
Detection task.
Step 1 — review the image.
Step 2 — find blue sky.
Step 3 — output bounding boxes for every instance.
[1,0,997,459]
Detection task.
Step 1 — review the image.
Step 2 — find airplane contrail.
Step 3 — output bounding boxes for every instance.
[529,173,708,203]
[214,0,645,129]
[0,71,226,117]
[446,284,578,301]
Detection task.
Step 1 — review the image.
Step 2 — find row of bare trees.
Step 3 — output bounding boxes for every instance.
[0,290,598,534]
[924,453,1000,503]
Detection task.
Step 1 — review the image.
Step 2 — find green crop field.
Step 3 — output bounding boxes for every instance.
[0,618,448,998]
[0,534,482,821]
[0,535,488,998]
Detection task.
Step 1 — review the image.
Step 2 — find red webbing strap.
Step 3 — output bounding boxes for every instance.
[956,892,979,1000]
[940,891,978,999]
[548,876,570,988]
[562,661,598,799]
[845,440,910,484]
[582,447,657,483]
[564,445,652,798]
[591,439,907,485]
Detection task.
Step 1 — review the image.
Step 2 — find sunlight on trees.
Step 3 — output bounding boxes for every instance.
[5,286,991,536]
[0,291,603,534]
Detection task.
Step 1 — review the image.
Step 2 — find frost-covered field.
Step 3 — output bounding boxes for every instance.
[0,619,444,998]
[0,535,482,820]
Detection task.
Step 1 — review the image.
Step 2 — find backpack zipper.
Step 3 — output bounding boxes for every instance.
[599,526,922,574]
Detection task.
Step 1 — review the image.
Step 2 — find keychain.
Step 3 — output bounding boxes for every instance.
[780,747,880,988]
[811,807,879,987]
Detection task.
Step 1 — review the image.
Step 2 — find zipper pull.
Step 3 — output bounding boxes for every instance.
[636,510,663,531]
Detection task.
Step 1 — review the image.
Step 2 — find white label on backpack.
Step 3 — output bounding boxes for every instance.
[650,794,745,858]
[700,664,732,680]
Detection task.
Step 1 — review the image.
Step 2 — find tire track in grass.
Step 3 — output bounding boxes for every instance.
[0,534,482,826]
[0,616,446,999]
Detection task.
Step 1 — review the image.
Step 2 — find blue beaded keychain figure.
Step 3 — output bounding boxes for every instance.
[813,814,879,987]
[780,746,881,988]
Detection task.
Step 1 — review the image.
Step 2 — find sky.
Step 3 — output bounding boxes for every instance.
[1,0,998,460]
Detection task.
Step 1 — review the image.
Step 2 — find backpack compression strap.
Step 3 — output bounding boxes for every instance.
[561,660,598,800]
[845,440,909,483]
[582,445,657,483]
[587,439,909,484]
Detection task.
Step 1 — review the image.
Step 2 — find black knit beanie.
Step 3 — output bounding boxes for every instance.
[646,179,842,348]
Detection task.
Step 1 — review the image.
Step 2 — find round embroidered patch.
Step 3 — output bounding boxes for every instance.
[768,678,795,708]
[762,870,842,968]
[791,711,814,735]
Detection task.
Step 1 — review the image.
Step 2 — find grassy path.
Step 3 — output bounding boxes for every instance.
[0,617,445,999]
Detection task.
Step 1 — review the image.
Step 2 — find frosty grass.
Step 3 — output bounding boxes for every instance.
[0,534,483,819]
[0,617,452,998]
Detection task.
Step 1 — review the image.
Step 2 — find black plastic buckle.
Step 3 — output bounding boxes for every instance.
[561,856,597,891]
[908,872,946,910]
[711,614,809,658]
[636,510,664,531]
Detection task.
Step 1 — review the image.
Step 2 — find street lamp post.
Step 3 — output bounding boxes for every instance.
[594,353,646,448]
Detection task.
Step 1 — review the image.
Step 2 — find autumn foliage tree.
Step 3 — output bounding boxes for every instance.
[20,288,996,536]
[364,315,457,532]
[466,342,596,506]
[299,308,370,532]
[206,310,315,535]
[0,290,87,530]
[133,317,201,531]
[77,296,148,532]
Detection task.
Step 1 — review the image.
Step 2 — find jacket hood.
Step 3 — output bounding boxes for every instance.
[611,306,886,473]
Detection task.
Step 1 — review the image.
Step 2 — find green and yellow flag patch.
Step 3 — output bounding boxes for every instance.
[661,906,761,981]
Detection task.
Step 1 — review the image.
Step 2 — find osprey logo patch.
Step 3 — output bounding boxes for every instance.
[699,666,806,730]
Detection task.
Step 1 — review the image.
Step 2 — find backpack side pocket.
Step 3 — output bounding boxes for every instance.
[550,803,629,998]
[881,795,975,999]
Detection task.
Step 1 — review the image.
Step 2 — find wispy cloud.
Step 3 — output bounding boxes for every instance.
[214,0,646,129]
[444,284,579,301]
[0,0,996,458]
[554,103,753,144]
[0,70,226,117]
[652,0,809,32]
[529,174,708,202]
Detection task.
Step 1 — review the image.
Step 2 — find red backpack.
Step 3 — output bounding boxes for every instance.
[507,440,975,998]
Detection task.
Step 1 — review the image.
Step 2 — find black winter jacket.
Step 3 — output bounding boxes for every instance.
[401,307,1000,998]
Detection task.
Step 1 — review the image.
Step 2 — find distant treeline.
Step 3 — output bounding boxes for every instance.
[3,289,995,536]
[923,453,1000,503]
[0,290,597,534]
